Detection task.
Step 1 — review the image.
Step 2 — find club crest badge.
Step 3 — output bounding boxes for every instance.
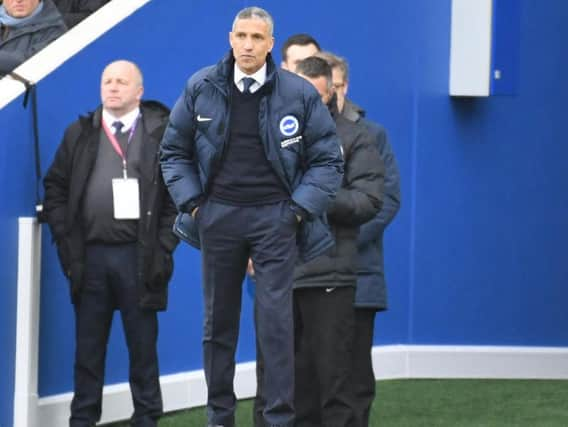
[279,115,299,137]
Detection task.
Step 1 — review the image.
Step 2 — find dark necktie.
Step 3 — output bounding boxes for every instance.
[112,121,124,135]
[242,77,255,93]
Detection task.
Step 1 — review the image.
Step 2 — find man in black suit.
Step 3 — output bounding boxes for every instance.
[44,60,178,427]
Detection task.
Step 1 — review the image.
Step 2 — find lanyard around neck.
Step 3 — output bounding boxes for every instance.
[102,116,140,178]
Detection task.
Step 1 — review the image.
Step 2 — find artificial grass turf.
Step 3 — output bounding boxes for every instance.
[374,379,568,426]
[108,379,568,426]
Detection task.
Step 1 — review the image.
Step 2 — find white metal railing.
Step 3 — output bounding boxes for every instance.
[14,218,42,427]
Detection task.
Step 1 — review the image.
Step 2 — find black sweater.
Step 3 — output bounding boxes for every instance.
[210,83,288,205]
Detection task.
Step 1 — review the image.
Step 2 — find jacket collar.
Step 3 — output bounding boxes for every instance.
[342,98,365,122]
[87,100,169,139]
[83,101,169,184]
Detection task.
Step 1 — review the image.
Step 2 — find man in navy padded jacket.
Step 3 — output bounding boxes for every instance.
[160,7,343,427]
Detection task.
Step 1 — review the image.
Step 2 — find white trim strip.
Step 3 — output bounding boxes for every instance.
[36,345,568,425]
[0,0,152,110]
[14,218,42,427]
[400,345,568,379]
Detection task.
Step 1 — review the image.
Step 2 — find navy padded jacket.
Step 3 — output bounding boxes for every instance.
[160,52,344,262]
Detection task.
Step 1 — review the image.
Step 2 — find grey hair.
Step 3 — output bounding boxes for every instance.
[232,7,274,36]
[316,51,350,82]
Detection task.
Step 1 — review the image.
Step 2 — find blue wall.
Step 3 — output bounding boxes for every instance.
[2,0,568,424]
[408,0,568,345]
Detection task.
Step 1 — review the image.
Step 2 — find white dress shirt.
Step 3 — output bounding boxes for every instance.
[102,107,141,134]
[234,63,267,93]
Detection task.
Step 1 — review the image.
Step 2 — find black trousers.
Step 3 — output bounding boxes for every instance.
[198,199,297,427]
[351,309,377,427]
[294,286,357,427]
[70,244,161,427]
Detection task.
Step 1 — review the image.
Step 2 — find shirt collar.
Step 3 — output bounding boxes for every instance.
[102,107,141,134]
[233,63,267,93]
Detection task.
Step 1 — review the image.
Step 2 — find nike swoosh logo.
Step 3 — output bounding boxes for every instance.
[325,287,336,293]
[197,114,212,122]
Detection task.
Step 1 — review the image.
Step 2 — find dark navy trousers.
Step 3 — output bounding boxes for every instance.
[197,199,297,427]
[70,244,162,427]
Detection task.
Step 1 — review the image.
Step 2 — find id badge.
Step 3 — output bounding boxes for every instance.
[112,178,140,219]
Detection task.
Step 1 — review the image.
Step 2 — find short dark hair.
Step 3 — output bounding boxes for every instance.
[295,56,332,86]
[281,33,321,61]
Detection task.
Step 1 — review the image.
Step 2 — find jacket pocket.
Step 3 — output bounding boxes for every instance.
[279,202,300,230]
[297,216,335,263]
[148,246,174,291]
